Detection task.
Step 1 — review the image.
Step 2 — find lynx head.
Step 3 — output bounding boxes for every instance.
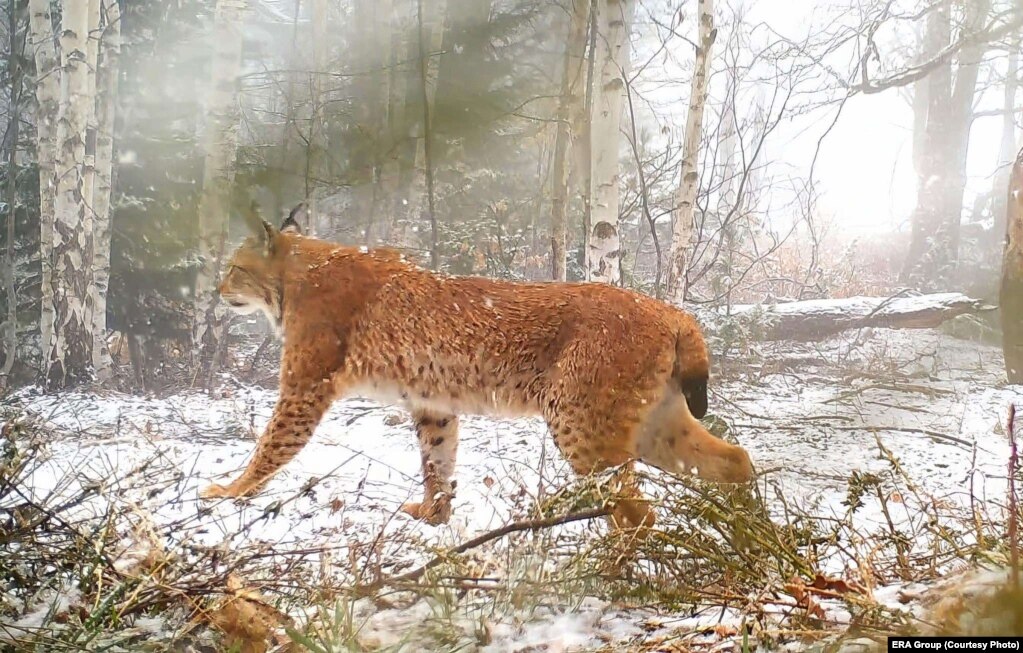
[218,202,306,321]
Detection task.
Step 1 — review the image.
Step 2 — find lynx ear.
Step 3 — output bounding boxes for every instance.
[281,202,307,235]
[261,220,279,255]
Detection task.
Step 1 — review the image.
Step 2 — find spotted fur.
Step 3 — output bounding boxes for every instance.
[202,210,754,528]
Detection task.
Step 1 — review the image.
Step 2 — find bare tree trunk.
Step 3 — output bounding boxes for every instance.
[355,0,392,243]
[902,1,952,286]
[305,0,327,227]
[569,0,597,274]
[91,0,119,380]
[2,0,25,381]
[415,0,445,269]
[193,0,246,387]
[944,0,990,262]
[376,0,407,245]
[992,35,1019,242]
[902,0,990,288]
[28,0,59,377]
[46,0,98,388]
[74,0,103,378]
[363,0,393,245]
[716,78,738,309]
[82,0,100,217]
[274,0,301,221]
[1002,147,1023,383]
[586,0,635,285]
[550,0,590,281]
[665,0,715,302]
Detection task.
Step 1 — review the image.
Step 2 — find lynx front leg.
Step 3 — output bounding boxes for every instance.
[201,379,334,499]
[401,410,459,525]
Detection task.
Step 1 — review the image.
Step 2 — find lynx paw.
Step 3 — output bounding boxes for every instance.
[200,483,242,499]
[400,497,452,525]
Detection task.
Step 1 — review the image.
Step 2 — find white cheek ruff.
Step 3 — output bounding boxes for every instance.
[222,287,283,335]
[223,299,262,315]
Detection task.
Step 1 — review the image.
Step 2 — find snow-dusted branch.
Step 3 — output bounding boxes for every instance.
[727,292,992,341]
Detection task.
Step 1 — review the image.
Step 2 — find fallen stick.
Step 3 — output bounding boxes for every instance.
[360,506,610,592]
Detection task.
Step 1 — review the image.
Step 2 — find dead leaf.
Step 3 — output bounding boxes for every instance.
[810,573,867,596]
[329,498,345,514]
[784,577,827,620]
[482,476,496,489]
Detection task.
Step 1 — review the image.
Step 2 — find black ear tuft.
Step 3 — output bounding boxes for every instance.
[681,378,708,419]
[261,220,277,254]
[281,202,307,235]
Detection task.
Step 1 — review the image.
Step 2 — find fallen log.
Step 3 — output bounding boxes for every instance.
[723,292,993,341]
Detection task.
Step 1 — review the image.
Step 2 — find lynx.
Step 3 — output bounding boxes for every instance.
[201,205,754,528]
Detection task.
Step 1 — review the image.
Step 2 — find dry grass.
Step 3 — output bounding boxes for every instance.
[2,327,1020,651]
[1,396,1020,653]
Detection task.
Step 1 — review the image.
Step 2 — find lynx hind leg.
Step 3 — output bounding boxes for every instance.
[544,408,656,532]
[635,382,754,484]
[401,410,459,525]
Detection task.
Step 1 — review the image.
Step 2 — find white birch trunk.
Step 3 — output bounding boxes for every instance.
[586,0,635,284]
[550,0,590,281]
[665,0,715,302]
[46,0,97,388]
[569,1,596,274]
[193,0,246,382]
[92,0,120,379]
[28,0,59,374]
[82,0,100,215]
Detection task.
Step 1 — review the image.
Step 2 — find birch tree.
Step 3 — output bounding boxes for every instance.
[82,0,100,217]
[665,0,715,303]
[28,0,59,374]
[1001,146,1023,383]
[586,0,635,284]
[45,0,100,388]
[193,0,246,384]
[570,0,596,273]
[2,0,26,381]
[91,0,120,379]
[550,0,590,281]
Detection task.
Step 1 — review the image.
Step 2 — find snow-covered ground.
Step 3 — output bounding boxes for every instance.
[2,327,1021,651]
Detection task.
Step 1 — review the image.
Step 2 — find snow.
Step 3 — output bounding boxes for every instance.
[2,328,1020,650]
[0,587,82,644]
